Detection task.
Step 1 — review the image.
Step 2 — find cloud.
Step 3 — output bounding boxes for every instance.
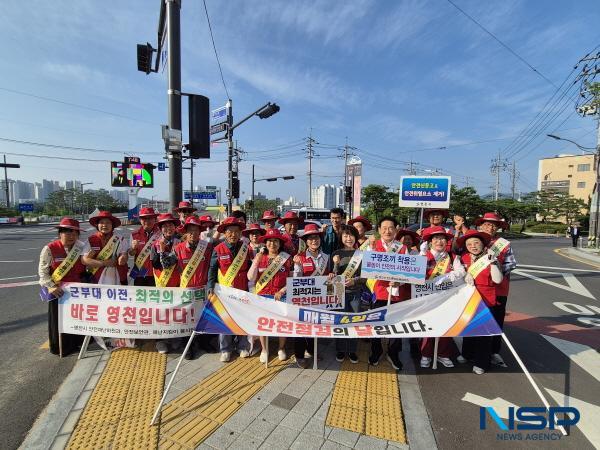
[42,62,108,84]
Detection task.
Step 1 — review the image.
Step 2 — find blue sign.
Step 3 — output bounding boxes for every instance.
[128,204,140,222]
[158,162,166,172]
[18,203,34,212]
[184,191,217,200]
[211,106,227,124]
[399,176,451,208]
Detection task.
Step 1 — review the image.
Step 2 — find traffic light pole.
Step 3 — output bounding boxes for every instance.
[166,0,182,211]
[227,99,234,215]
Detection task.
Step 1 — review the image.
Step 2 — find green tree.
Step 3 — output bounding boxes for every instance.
[241,198,278,222]
[361,184,417,226]
[449,186,487,221]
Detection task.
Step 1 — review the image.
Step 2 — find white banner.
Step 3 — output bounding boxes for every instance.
[196,283,502,338]
[58,283,205,339]
[360,250,426,284]
[411,275,464,298]
[285,276,345,310]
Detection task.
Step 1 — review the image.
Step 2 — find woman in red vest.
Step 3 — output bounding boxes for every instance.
[260,210,279,231]
[38,218,86,355]
[348,216,372,247]
[82,211,128,285]
[128,207,159,286]
[457,229,503,374]
[248,228,292,363]
[419,226,465,369]
[243,223,266,257]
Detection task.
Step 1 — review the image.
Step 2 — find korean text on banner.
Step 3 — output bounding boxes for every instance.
[360,250,426,284]
[285,276,345,310]
[196,284,501,338]
[58,283,205,339]
[412,275,465,298]
[399,176,451,209]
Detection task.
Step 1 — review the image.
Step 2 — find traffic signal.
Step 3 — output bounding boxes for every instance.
[257,103,280,119]
[188,94,210,159]
[136,43,155,74]
[232,177,240,199]
[345,185,352,203]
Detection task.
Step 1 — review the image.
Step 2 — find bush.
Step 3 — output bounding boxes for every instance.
[526,223,568,234]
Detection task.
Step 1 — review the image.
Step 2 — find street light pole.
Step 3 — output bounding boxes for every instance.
[80,182,93,220]
[252,169,295,222]
[251,164,255,221]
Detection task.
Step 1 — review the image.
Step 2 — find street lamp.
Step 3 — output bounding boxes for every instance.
[80,183,93,220]
[226,101,280,215]
[547,133,600,246]
[251,164,294,221]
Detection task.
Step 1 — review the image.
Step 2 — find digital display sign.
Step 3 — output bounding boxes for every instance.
[111,161,154,188]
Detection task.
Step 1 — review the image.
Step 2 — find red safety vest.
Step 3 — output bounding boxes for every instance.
[88,233,128,284]
[174,240,211,288]
[282,233,301,256]
[372,239,409,302]
[490,236,511,296]
[425,251,455,279]
[295,251,329,276]
[214,241,252,291]
[151,238,181,287]
[255,253,291,295]
[131,226,158,275]
[460,253,498,307]
[48,240,86,282]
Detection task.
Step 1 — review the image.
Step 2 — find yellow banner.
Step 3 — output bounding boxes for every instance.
[218,242,249,287]
[489,237,510,257]
[255,252,290,294]
[429,256,450,279]
[134,233,159,270]
[467,255,492,279]
[155,264,176,288]
[180,240,209,288]
[51,244,83,284]
[89,236,120,275]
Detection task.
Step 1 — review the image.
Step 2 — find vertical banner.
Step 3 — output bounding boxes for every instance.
[399,176,451,209]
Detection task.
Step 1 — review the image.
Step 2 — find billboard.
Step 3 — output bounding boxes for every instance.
[111,161,154,188]
[346,156,362,218]
[399,176,451,209]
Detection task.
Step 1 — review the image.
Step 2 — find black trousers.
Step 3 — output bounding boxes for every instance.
[134,276,156,287]
[370,300,402,357]
[572,235,579,247]
[462,301,504,370]
[48,299,84,356]
[294,337,315,359]
[492,295,507,354]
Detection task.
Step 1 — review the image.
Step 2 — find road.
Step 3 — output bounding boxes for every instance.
[0,227,598,449]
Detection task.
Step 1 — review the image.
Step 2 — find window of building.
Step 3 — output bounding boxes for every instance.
[568,175,572,178]
[577,164,591,172]
[568,164,574,168]
[577,182,586,188]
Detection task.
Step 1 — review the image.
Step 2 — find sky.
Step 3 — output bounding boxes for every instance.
[1,0,599,205]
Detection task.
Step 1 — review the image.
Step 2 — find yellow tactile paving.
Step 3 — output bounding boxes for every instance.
[326,341,407,444]
[67,344,166,450]
[158,354,290,450]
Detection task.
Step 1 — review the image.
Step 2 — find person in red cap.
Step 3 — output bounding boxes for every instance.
[199,214,219,243]
[348,215,372,247]
[127,207,159,286]
[242,223,266,258]
[395,229,420,253]
[457,229,503,374]
[174,216,216,358]
[260,210,279,231]
[474,212,516,367]
[279,210,304,256]
[418,226,465,369]
[248,228,291,363]
[82,211,128,285]
[207,217,253,362]
[321,207,346,255]
[173,201,197,236]
[291,223,330,368]
[38,218,87,355]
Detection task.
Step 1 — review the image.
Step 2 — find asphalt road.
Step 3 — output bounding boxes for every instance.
[1,227,598,449]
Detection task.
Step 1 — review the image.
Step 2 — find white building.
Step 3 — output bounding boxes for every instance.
[311,184,344,209]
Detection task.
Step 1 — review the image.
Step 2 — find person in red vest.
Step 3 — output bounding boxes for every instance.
[348,215,372,247]
[292,223,330,368]
[419,226,465,369]
[127,207,159,286]
[395,228,420,253]
[367,216,410,370]
[207,217,253,362]
[457,229,503,374]
[38,218,87,355]
[242,223,266,258]
[82,211,128,285]
[199,214,219,243]
[260,210,279,231]
[279,210,304,256]
[173,201,197,236]
[248,228,292,363]
[474,212,516,367]
[174,216,216,359]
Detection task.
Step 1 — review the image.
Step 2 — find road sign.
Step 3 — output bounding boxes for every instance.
[210,123,228,135]
[168,128,182,143]
[18,203,34,212]
[158,162,166,172]
[399,176,451,209]
[184,191,217,200]
[205,185,217,190]
[211,106,227,124]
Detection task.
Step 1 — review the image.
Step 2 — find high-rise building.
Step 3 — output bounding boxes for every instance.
[65,180,82,190]
[311,184,339,209]
[109,189,128,203]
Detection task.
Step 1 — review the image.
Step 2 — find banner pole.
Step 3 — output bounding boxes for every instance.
[419,208,424,229]
[265,336,269,369]
[313,337,318,370]
[59,333,63,359]
[432,337,439,370]
[150,332,196,426]
[78,335,91,360]
[501,333,567,436]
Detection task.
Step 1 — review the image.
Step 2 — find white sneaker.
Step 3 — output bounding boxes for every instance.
[456,355,467,364]
[278,349,287,361]
[249,345,261,357]
[239,349,250,358]
[259,351,268,363]
[155,341,169,354]
[491,353,507,367]
[473,366,485,375]
[420,357,432,368]
[220,351,231,362]
[437,357,454,368]
[304,351,312,359]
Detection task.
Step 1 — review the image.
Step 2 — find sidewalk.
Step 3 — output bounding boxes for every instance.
[21,339,437,450]
[559,246,600,267]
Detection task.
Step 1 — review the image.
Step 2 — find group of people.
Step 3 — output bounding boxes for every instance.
[39,202,516,375]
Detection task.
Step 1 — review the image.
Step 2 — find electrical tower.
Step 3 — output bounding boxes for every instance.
[306,132,316,207]
[490,151,509,201]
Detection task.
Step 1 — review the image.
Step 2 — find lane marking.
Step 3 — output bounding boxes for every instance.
[19,247,41,251]
[462,393,520,420]
[0,275,37,281]
[554,249,600,270]
[513,269,595,299]
[545,388,600,447]
[39,340,49,350]
[0,280,39,289]
[0,260,35,263]
[541,335,600,383]
[518,263,600,273]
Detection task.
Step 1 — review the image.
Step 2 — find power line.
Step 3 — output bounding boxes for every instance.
[0,136,164,156]
[445,0,557,89]
[202,0,230,99]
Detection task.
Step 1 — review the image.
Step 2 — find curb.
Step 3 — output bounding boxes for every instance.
[19,349,106,450]
[556,248,600,269]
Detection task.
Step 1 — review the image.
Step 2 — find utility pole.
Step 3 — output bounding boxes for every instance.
[343,138,349,214]
[408,159,417,175]
[233,141,242,207]
[251,164,255,221]
[1,155,20,208]
[226,99,234,215]
[306,131,316,207]
[511,161,517,200]
[490,151,508,201]
[166,0,182,211]
[190,160,194,206]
